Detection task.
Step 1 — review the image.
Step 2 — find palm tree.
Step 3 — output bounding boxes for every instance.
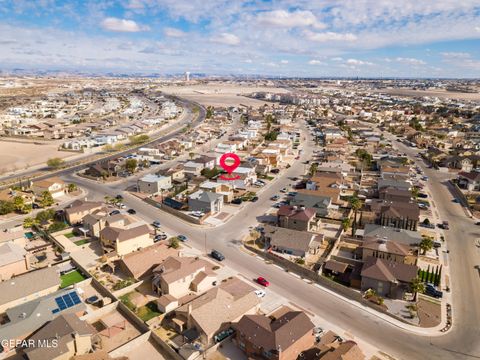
[410,277,425,299]
[341,218,351,232]
[67,183,77,193]
[308,163,318,177]
[349,196,361,236]
[419,236,434,255]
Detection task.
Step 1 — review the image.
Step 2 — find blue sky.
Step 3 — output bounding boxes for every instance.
[0,0,479,77]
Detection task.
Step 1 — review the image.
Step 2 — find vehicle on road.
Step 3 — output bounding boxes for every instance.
[254,290,266,298]
[152,220,161,228]
[440,221,450,230]
[127,209,136,214]
[251,196,259,202]
[452,198,460,203]
[210,250,225,261]
[256,277,270,287]
[280,188,288,193]
[270,195,280,201]
[231,198,242,205]
[177,235,187,242]
[476,222,480,226]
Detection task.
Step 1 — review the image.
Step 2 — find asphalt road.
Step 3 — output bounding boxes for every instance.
[61,122,480,359]
[0,96,205,187]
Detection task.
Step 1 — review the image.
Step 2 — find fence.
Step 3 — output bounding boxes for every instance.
[244,244,412,325]
[144,197,202,225]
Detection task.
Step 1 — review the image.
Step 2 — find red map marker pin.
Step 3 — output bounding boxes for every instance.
[219,153,241,180]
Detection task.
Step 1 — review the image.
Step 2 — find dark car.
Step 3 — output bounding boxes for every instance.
[425,283,443,298]
[210,250,225,261]
[270,169,280,174]
[251,196,259,202]
[127,209,136,214]
[109,210,120,216]
[115,194,123,200]
[177,235,187,242]
[231,198,243,205]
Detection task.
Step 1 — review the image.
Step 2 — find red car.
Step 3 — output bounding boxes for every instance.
[257,277,270,287]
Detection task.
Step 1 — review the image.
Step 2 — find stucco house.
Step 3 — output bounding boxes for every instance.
[31,177,66,199]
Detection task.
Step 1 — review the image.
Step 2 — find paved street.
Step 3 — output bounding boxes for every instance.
[59,121,480,360]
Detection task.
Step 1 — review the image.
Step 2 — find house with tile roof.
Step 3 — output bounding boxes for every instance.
[23,313,94,360]
[360,256,418,299]
[0,242,30,281]
[99,223,152,256]
[234,306,315,360]
[172,277,260,345]
[264,225,324,258]
[277,205,320,232]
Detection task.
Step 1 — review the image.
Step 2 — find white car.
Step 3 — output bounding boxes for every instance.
[254,290,266,298]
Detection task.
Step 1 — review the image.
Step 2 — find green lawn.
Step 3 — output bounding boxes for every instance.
[119,293,136,311]
[60,270,86,288]
[136,301,161,321]
[74,239,89,246]
[64,232,75,239]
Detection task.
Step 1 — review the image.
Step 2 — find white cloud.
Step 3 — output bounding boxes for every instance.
[331,57,343,61]
[211,32,240,45]
[304,30,357,42]
[244,59,253,63]
[441,52,471,59]
[346,58,374,66]
[101,17,148,32]
[308,59,325,65]
[395,57,426,65]
[280,59,289,64]
[256,10,325,29]
[476,26,480,32]
[164,27,187,37]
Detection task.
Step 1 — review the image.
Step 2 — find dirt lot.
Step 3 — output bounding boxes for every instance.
[159,82,290,107]
[0,139,73,172]
[417,297,441,327]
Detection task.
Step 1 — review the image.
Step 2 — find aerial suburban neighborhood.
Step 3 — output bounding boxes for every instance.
[0,1,480,360]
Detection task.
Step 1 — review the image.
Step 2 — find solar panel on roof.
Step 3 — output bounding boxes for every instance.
[55,297,67,310]
[63,295,74,307]
[52,308,60,314]
[70,292,81,304]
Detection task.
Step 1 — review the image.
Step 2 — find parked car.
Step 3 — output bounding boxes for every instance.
[425,283,443,298]
[270,169,280,174]
[109,210,120,216]
[452,198,460,203]
[127,209,136,215]
[433,241,442,248]
[190,211,205,218]
[115,194,123,200]
[270,195,280,201]
[280,188,288,193]
[231,198,242,205]
[210,250,225,261]
[177,235,187,242]
[118,203,127,209]
[254,290,266,298]
[154,233,167,242]
[152,220,161,228]
[256,277,270,287]
[251,196,259,202]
